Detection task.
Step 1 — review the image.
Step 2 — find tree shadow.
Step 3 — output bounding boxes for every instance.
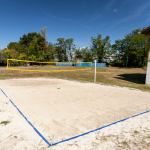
[115,73,146,84]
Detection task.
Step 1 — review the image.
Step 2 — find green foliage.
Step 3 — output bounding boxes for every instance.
[113,28,149,67]
[5,49,12,59]
[36,55,44,61]
[0,120,10,125]
[41,26,48,54]
[28,54,36,61]
[7,42,18,50]
[10,49,19,59]
[0,49,7,66]
[55,46,63,62]
[5,26,150,68]
[48,42,56,60]
[56,38,68,61]
[43,52,51,61]
[66,38,74,61]
[18,53,27,60]
[91,34,111,63]
[79,47,93,62]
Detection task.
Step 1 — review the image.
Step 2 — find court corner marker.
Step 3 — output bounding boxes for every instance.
[1,87,150,147]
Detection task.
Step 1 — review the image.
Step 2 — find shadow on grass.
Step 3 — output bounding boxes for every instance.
[115,73,146,84]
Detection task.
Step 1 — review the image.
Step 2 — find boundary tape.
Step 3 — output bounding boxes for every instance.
[6,67,92,72]
[0,87,150,147]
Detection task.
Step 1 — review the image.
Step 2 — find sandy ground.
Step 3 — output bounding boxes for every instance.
[0,78,150,150]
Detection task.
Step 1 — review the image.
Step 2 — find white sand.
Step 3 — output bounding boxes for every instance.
[0,78,150,149]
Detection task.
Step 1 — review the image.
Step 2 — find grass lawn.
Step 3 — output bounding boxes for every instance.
[0,65,150,92]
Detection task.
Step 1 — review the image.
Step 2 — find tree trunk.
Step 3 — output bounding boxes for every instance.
[43,44,45,55]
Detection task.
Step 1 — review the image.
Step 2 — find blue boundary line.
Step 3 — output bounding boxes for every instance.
[51,109,150,146]
[1,87,150,147]
[0,88,51,147]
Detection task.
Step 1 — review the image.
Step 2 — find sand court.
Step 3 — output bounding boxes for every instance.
[0,78,150,143]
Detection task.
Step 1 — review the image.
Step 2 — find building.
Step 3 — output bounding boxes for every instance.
[140,26,150,85]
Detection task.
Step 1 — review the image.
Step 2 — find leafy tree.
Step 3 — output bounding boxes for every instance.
[113,28,149,67]
[41,26,48,54]
[0,49,7,66]
[75,48,82,57]
[91,34,110,63]
[66,38,74,61]
[55,46,63,62]
[7,42,18,50]
[57,38,68,61]
[10,49,19,59]
[5,49,12,59]
[28,54,36,65]
[48,42,57,60]
[19,32,38,53]
[27,35,45,59]
[18,53,27,60]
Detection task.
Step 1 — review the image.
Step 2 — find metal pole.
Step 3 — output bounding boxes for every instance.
[94,60,96,83]
[7,59,8,68]
[126,57,128,69]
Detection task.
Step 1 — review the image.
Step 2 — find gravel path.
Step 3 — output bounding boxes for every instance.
[0,68,6,70]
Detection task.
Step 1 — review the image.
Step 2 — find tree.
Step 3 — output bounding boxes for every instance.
[5,49,12,59]
[19,32,38,53]
[113,28,149,67]
[0,49,7,66]
[10,49,19,59]
[28,55,36,65]
[79,47,93,62]
[27,35,45,59]
[91,34,111,63]
[18,53,27,60]
[57,38,68,61]
[55,46,63,62]
[7,42,18,50]
[66,38,74,61]
[41,26,48,54]
[48,42,57,60]
[75,48,82,57]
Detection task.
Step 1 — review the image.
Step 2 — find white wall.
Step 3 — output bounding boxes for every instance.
[146,61,150,84]
[146,43,150,84]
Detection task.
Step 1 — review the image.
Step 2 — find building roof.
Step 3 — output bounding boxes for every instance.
[140,26,150,35]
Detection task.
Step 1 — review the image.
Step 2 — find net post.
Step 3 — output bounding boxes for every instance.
[7,59,8,68]
[94,60,96,83]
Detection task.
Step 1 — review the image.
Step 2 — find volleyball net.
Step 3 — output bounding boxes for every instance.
[6,59,92,72]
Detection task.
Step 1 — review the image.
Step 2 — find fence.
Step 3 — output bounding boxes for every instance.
[56,62,106,67]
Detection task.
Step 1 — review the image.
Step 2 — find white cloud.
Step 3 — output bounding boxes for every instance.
[79,47,87,50]
[89,14,101,22]
[105,0,116,11]
[44,12,71,22]
[108,1,150,29]
[114,9,117,12]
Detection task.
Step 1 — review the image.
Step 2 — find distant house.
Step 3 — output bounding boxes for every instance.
[103,54,115,63]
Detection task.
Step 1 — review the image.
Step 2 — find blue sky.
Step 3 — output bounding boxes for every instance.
[0,0,150,49]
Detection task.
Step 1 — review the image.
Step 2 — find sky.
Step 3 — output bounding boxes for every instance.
[0,0,150,50]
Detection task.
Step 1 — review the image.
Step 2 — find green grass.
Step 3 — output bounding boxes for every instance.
[0,120,11,125]
[0,66,150,92]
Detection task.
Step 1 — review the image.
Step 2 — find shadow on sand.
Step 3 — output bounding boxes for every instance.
[115,73,146,84]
